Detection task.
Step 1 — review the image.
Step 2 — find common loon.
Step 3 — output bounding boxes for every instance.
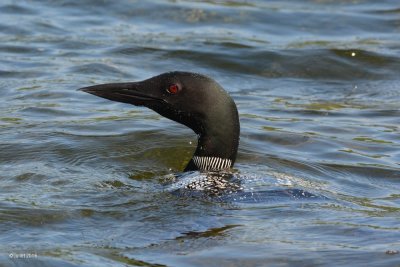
[80,71,240,173]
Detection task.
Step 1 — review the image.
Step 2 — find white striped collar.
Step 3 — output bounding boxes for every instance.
[192,156,232,171]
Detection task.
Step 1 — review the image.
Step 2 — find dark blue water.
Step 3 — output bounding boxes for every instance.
[1,1,399,266]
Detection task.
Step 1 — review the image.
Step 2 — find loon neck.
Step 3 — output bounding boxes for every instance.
[185,112,240,172]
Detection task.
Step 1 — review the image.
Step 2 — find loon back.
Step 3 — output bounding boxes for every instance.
[80,71,240,172]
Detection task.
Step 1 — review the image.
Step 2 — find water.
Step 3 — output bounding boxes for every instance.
[1,0,400,266]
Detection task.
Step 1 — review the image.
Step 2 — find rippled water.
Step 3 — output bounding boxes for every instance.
[1,0,400,266]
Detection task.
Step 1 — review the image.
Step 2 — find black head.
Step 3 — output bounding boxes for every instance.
[80,71,240,170]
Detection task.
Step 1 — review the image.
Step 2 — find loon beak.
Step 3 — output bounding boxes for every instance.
[79,82,164,106]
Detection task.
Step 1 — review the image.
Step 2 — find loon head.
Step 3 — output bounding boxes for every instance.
[80,71,240,172]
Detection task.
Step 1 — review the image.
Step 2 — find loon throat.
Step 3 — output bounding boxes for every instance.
[80,71,240,172]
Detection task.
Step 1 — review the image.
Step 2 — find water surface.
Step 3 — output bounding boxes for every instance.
[1,0,400,266]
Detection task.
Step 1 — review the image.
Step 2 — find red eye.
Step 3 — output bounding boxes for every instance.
[167,84,179,94]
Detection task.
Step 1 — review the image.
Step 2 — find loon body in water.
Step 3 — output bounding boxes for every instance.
[80,71,240,173]
[80,72,322,201]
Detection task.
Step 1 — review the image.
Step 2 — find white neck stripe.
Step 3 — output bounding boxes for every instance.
[193,156,232,171]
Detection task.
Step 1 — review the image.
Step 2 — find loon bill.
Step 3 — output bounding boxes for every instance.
[80,71,240,172]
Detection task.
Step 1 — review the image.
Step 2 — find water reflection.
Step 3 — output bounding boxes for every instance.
[1,0,400,266]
